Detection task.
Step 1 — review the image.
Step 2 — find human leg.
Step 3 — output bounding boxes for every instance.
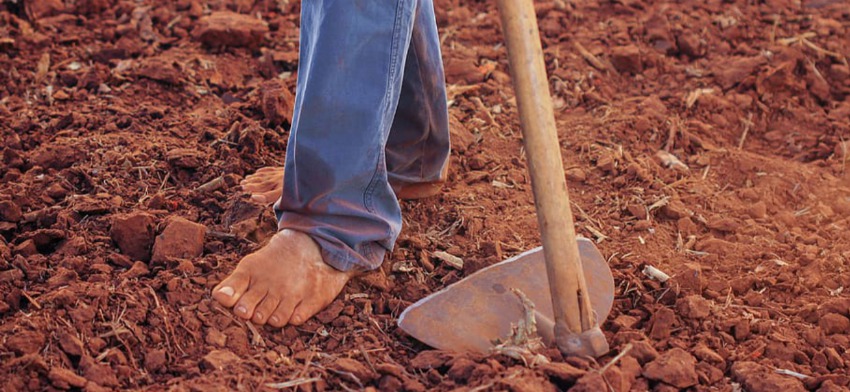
[214,0,419,326]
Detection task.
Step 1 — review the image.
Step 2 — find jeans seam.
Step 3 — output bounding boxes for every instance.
[364,0,407,247]
[409,34,430,181]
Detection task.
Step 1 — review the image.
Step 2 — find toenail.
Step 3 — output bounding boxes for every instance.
[236,305,247,315]
[254,312,263,320]
[270,316,280,324]
[218,287,235,297]
[291,315,302,324]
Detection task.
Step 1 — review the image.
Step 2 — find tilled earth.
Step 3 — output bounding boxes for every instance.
[2,0,850,391]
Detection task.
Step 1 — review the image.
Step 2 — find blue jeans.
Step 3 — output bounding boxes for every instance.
[274,0,450,271]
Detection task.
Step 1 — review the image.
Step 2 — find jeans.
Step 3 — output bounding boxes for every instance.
[274,0,450,271]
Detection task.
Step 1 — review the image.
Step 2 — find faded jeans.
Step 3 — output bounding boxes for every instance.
[274,0,450,271]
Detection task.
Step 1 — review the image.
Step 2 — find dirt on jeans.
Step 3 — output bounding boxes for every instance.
[1,0,850,390]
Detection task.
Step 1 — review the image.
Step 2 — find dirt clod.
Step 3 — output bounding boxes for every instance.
[642,348,698,388]
[333,357,378,384]
[57,332,85,357]
[194,11,269,49]
[48,367,88,389]
[676,295,711,319]
[819,313,850,335]
[610,45,642,74]
[5,330,45,355]
[200,350,241,372]
[111,212,156,262]
[151,217,206,264]
[730,361,806,392]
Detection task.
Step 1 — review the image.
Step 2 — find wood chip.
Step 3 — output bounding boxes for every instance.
[656,150,690,172]
[642,265,670,282]
[432,251,464,270]
[573,41,611,72]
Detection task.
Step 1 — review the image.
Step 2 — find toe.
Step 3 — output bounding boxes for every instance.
[241,177,264,191]
[233,285,268,320]
[289,298,328,326]
[268,298,299,328]
[251,295,281,325]
[259,190,280,204]
[213,272,251,308]
[255,167,281,174]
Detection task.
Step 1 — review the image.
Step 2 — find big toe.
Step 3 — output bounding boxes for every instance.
[213,272,250,308]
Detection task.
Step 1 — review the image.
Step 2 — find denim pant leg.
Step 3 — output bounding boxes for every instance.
[275,0,418,272]
[386,0,451,185]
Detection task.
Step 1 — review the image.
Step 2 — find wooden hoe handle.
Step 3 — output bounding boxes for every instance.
[495,0,609,357]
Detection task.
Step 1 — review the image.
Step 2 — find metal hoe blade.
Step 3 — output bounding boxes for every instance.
[398,238,615,354]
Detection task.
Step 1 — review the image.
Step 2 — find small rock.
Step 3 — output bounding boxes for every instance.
[611,314,640,331]
[48,367,87,389]
[378,375,404,391]
[0,200,22,222]
[706,217,740,233]
[110,212,156,262]
[446,357,476,383]
[201,349,241,371]
[79,355,120,387]
[151,217,206,264]
[610,45,643,74]
[643,348,698,388]
[315,300,345,324]
[165,149,205,169]
[334,357,377,383]
[628,340,659,365]
[696,362,724,385]
[570,372,608,392]
[14,239,38,257]
[58,332,85,357]
[0,268,24,283]
[673,262,704,293]
[260,80,295,128]
[714,56,767,90]
[818,380,847,392]
[410,350,453,370]
[107,253,134,268]
[121,261,150,279]
[820,313,850,335]
[659,200,689,220]
[194,11,269,49]
[5,330,45,355]
[693,343,724,364]
[649,307,677,340]
[566,167,587,183]
[539,362,586,383]
[676,33,705,58]
[27,0,65,19]
[746,201,768,219]
[626,205,647,220]
[730,361,805,392]
[47,267,78,289]
[676,295,711,319]
[205,328,228,347]
[824,347,844,370]
[144,349,167,373]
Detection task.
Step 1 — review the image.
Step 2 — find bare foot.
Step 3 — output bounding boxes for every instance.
[241,165,448,204]
[212,229,354,327]
[240,167,284,205]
